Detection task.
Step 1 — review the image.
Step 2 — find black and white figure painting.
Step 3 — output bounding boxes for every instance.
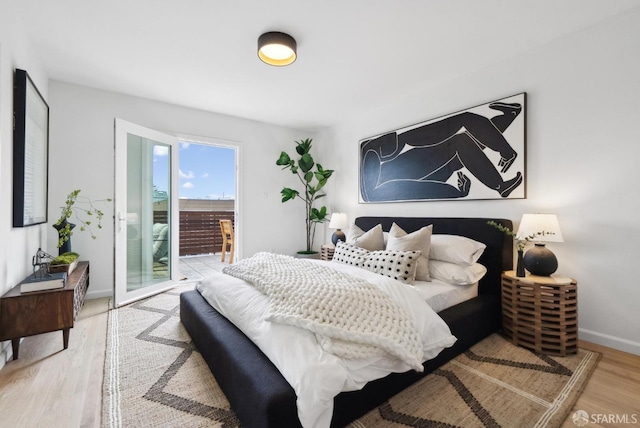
[359,93,526,203]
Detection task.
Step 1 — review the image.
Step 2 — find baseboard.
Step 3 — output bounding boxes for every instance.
[86,289,113,300]
[0,340,15,369]
[579,328,640,356]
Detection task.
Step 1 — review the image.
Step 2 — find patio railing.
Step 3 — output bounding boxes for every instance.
[154,210,234,256]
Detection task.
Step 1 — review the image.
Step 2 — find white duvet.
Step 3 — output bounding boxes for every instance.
[196,257,456,428]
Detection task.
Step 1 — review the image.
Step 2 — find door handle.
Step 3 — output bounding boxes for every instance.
[117,212,127,232]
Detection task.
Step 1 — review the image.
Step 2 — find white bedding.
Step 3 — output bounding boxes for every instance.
[196,257,457,428]
[413,279,479,313]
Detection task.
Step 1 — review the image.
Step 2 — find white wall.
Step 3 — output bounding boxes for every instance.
[323,10,640,355]
[48,81,317,299]
[0,14,50,366]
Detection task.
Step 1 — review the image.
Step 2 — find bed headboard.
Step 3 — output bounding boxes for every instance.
[354,217,513,296]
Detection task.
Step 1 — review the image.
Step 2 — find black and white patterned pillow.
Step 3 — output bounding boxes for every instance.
[331,241,369,267]
[362,250,421,284]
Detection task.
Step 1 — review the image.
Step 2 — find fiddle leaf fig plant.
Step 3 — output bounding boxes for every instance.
[276,138,334,253]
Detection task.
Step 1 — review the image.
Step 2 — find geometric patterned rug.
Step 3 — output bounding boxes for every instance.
[102,285,599,428]
[348,334,600,428]
[102,283,239,428]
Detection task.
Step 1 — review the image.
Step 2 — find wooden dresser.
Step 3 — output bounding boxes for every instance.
[0,261,90,360]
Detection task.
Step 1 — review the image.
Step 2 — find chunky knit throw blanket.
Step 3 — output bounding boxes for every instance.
[223,252,424,371]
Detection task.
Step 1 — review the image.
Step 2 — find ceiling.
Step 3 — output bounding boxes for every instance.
[7,0,639,131]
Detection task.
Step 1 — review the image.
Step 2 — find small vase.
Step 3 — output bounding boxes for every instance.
[516,250,525,277]
[53,219,76,255]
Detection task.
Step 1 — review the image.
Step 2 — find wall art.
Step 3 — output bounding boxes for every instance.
[13,69,49,227]
[359,93,526,203]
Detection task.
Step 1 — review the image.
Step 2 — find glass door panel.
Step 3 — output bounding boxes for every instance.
[115,119,179,307]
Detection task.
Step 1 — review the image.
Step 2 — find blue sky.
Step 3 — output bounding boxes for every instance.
[153,142,236,200]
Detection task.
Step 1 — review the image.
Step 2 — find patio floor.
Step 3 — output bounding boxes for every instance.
[179,253,231,283]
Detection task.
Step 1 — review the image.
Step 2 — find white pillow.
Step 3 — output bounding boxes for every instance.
[386,223,432,281]
[362,249,421,284]
[429,235,486,266]
[429,260,487,285]
[331,241,369,267]
[346,223,385,251]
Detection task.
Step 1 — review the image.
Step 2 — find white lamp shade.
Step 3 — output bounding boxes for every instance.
[329,213,348,229]
[516,214,564,242]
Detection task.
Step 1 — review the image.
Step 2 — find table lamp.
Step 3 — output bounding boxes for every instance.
[328,213,348,245]
[517,214,564,276]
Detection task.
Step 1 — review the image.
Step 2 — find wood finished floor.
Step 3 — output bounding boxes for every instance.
[0,297,638,428]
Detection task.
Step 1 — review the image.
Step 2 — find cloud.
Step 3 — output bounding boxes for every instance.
[180,142,190,149]
[182,182,194,189]
[153,146,169,156]
[179,169,195,179]
[201,172,209,178]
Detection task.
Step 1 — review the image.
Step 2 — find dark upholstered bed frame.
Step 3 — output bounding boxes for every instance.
[180,217,513,427]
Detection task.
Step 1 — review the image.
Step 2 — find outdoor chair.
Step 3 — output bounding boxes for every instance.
[219,219,234,264]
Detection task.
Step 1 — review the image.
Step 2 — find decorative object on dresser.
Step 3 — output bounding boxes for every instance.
[0,261,90,360]
[359,93,525,203]
[54,189,111,255]
[19,272,66,293]
[48,251,80,274]
[275,138,334,256]
[517,213,564,276]
[20,247,66,292]
[501,270,577,356]
[30,246,79,275]
[328,212,348,245]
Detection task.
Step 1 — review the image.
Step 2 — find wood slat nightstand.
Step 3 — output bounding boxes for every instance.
[501,270,578,356]
[321,245,335,261]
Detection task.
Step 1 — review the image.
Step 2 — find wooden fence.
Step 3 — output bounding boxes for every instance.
[153,210,234,256]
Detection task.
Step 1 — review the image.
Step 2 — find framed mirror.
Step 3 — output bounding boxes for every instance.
[13,68,49,227]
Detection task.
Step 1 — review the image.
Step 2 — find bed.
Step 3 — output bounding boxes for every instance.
[180,216,513,427]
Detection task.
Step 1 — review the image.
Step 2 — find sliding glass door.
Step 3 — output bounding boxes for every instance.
[114,119,179,307]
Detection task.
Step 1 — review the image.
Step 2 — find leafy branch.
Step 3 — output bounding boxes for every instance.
[55,189,112,248]
[486,220,554,252]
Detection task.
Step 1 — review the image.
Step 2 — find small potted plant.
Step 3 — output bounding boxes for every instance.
[276,138,334,257]
[48,251,80,275]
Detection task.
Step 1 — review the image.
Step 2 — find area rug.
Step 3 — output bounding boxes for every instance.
[103,286,599,428]
[348,333,599,428]
[102,284,239,428]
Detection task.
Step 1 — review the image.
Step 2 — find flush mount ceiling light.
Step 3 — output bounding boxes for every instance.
[258,31,297,66]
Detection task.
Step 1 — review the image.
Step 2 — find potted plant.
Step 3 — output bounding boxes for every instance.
[48,251,80,275]
[276,138,334,256]
[53,189,111,255]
